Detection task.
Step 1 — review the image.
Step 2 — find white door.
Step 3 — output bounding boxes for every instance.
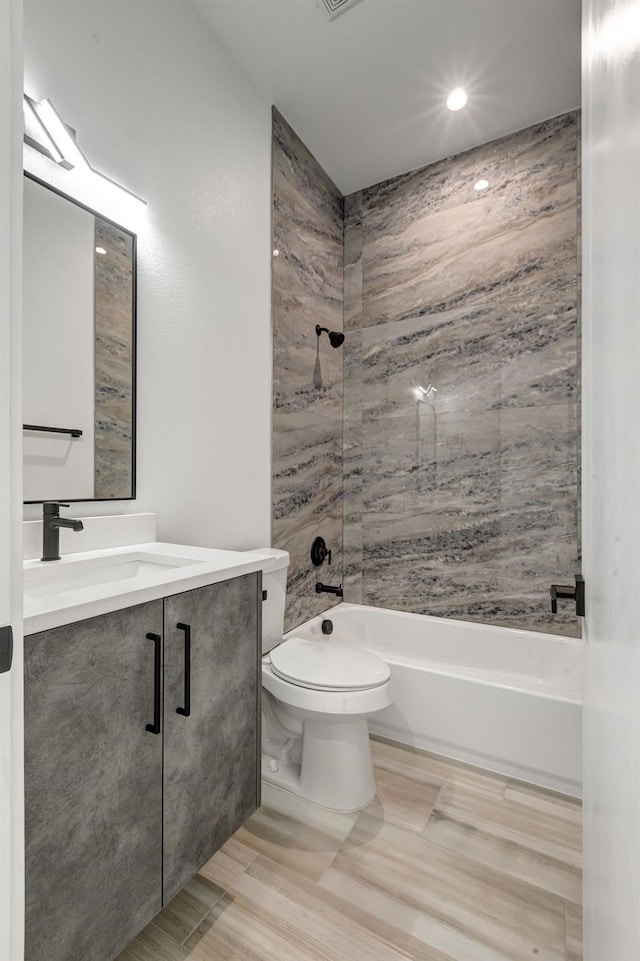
[0,0,24,959]
[582,0,640,957]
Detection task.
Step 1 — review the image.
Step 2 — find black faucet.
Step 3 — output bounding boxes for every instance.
[316,582,343,598]
[41,502,84,561]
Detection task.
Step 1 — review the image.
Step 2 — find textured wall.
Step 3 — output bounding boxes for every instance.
[272,109,344,631]
[344,113,581,637]
[94,218,134,499]
[24,0,272,552]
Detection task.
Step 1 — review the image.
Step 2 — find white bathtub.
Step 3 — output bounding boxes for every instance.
[285,602,582,797]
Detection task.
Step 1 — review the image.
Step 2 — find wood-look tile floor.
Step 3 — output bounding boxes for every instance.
[117,740,583,961]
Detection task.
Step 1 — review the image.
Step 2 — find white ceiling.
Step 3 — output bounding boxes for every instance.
[193,0,581,195]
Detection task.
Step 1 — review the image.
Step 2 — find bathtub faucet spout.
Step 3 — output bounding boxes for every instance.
[316,582,343,598]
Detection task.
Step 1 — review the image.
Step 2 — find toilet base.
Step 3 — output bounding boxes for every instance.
[261,716,377,812]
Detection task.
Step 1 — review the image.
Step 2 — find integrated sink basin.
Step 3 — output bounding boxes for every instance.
[23,542,274,635]
[24,552,199,599]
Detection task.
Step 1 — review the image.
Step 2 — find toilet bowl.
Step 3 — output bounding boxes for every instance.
[249,548,393,812]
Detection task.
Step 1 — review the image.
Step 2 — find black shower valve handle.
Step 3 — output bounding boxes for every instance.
[311,536,332,568]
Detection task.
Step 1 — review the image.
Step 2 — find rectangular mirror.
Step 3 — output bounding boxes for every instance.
[23,173,136,503]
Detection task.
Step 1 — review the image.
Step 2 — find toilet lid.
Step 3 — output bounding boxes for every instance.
[269,637,390,692]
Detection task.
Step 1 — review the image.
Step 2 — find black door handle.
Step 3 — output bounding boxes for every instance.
[145,632,162,734]
[176,622,191,717]
[0,626,13,674]
[550,574,585,617]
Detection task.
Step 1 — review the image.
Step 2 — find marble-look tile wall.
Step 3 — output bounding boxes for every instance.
[344,112,581,636]
[94,218,135,499]
[272,109,344,631]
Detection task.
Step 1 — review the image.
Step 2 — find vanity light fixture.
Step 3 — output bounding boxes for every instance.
[23,96,66,166]
[474,179,489,191]
[446,88,468,111]
[23,94,147,214]
[34,98,90,170]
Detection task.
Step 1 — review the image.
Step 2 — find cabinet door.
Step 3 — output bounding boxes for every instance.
[24,601,164,961]
[162,573,260,902]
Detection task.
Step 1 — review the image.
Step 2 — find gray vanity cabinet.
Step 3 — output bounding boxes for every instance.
[162,574,260,902]
[24,600,165,961]
[24,572,261,961]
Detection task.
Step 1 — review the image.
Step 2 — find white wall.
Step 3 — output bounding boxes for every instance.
[23,0,273,550]
[582,0,640,957]
[23,177,95,501]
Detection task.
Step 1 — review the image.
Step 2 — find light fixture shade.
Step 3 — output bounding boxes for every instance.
[23,95,66,166]
[34,99,90,170]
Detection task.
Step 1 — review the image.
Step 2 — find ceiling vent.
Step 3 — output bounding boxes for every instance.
[316,0,364,21]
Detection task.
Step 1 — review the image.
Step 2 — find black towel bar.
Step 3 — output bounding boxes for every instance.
[23,424,83,438]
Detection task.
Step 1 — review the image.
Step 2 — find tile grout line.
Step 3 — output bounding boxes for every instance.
[179,857,257,948]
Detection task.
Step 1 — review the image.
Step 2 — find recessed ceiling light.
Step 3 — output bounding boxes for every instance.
[446,88,468,111]
[95,246,107,255]
[474,179,489,191]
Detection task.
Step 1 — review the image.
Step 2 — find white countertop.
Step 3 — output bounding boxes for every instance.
[23,542,281,635]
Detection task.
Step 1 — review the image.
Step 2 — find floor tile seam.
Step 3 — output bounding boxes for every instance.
[318,869,448,961]
[178,873,240,947]
[255,811,360,856]
[370,737,512,787]
[141,921,188,956]
[502,801,583,828]
[415,832,581,907]
[193,904,331,961]
[245,854,456,961]
[502,788,583,820]
[332,845,572,919]
[422,821,584,877]
[372,759,447,792]
[428,802,583,859]
[201,878,377,961]
[242,814,348,854]
[431,794,584,838]
[321,864,562,961]
[382,814,437,836]
[502,780,583,809]
[343,804,441,850]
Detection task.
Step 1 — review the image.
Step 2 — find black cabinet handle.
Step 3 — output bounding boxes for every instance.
[145,633,162,734]
[176,622,191,718]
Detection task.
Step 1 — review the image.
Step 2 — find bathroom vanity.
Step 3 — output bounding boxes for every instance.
[23,544,267,961]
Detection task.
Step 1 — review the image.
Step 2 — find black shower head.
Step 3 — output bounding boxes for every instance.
[316,325,345,348]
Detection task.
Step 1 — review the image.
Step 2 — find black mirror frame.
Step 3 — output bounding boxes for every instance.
[22,171,137,504]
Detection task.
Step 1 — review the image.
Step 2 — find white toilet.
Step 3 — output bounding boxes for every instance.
[252,548,393,812]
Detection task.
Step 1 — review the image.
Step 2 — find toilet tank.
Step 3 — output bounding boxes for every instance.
[245,548,289,654]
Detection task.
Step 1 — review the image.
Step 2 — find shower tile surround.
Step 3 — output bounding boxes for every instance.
[344,112,580,636]
[274,110,580,636]
[272,108,344,631]
[94,218,134,499]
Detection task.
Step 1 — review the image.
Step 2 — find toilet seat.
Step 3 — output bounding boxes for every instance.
[269,637,390,692]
